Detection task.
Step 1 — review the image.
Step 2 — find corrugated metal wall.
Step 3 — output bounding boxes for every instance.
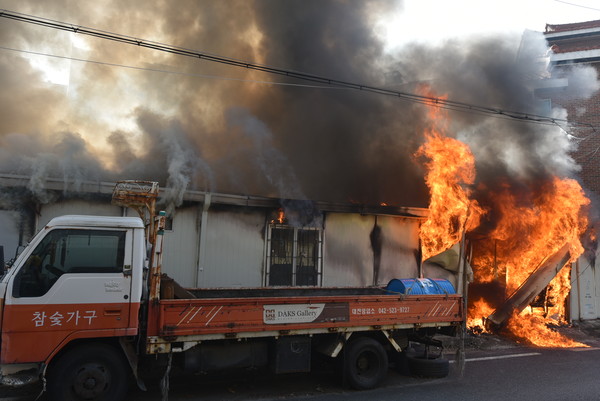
[322,213,423,287]
[376,216,420,285]
[0,210,20,263]
[161,207,199,287]
[30,198,452,291]
[13,191,597,321]
[200,209,265,288]
[322,213,377,286]
[38,200,122,230]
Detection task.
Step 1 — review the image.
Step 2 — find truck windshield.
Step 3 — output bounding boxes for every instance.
[13,229,126,298]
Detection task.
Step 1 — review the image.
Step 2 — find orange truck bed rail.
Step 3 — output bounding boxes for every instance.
[147,293,463,353]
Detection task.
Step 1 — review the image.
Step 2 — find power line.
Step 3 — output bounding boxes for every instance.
[3,45,587,132]
[0,45,350,90]
[0,8,594,131]
[552,0,600,13]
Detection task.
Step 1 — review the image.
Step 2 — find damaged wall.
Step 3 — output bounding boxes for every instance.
[0,182,462,289]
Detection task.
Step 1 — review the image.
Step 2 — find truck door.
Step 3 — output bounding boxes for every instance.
[1,227,135,364]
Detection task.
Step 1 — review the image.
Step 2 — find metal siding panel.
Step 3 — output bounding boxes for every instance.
[162,208,199,287]
[39,200,122,230]
[377,216,420,285]
[572,253,598,320]
[0,210,20,263]
[202,210,265,288]
[322,213,374,287]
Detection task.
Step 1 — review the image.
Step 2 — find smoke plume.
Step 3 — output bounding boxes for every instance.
[0,0,598,213]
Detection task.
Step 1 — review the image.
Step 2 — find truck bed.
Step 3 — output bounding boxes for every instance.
[147,283,463,352]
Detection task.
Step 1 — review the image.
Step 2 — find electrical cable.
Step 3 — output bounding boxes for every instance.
[0,8,594,130]
[552,0,600,13]
[0,45,351,90]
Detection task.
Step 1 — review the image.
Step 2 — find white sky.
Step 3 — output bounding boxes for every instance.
[380,0,600,49]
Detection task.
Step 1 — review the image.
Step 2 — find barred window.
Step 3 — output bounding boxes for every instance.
[266,225,322,287]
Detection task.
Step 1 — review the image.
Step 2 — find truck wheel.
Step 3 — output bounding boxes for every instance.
[344,337,388,390]
[407,353,450,378]
[47,343,129,401]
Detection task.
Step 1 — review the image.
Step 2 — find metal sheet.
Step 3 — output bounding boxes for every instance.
[0,210,20,263]
[571,254,599,320]
[201,209,265,288]
[161,207,199,287]
[376,216,420,285]
[322,213,375,286]
[38,200,122,231]
[487,244,571,327]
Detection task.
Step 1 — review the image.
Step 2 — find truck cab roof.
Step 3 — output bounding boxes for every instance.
[47,215,145,229]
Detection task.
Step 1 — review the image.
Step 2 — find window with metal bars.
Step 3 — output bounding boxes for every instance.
[265,225,322,286]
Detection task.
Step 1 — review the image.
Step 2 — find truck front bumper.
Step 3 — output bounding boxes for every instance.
[0,363,41,387]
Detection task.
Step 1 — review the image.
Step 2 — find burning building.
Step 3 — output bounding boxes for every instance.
[1,3,600,348]
[0,173,461,292]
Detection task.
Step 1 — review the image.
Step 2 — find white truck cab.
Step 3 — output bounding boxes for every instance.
[0,215,146,385]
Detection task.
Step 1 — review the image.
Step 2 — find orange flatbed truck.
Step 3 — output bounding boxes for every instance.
[0,182,464,400]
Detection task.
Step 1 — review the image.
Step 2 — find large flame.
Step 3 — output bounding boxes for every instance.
[468,177,589,346]
[417,88,590,348]
[416,94,484,261]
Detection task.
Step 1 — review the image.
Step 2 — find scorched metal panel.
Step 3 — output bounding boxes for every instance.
[322,213,375,286]
[376,216,420,285]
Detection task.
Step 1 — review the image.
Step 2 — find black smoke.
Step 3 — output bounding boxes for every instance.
[0,1,597,213]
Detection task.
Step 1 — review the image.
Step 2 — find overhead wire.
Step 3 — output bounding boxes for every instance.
[552,0,600,13]
[0,8,598,134]
[0,8,594,130]
[3,44,589,132]
[0,45,351,90]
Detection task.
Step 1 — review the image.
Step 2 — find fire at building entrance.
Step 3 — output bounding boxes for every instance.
[417,88,590,348]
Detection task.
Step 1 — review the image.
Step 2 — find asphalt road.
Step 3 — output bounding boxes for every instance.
[4,328,600,401]
[122,346,600,401]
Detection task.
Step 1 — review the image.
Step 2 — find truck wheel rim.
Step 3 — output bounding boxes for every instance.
[72,363,109,398]
[356,350,379,378]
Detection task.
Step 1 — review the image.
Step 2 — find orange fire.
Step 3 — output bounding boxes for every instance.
[417,87,590,347]
[506,309,587,348]
[467,298,495,331]
[416,92,484,261]
[274,208,285,224]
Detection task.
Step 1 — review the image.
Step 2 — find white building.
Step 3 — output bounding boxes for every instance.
[0,174,445,290]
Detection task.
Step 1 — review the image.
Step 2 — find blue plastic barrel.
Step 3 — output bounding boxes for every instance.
[386,278,456,295]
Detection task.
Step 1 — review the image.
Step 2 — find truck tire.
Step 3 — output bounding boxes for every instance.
[47,343,129,401]
[407,353,450,378]
[344,337,388,390]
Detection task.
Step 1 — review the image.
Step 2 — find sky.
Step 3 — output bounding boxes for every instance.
[0,0,599,212]
[381,0,600,47]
